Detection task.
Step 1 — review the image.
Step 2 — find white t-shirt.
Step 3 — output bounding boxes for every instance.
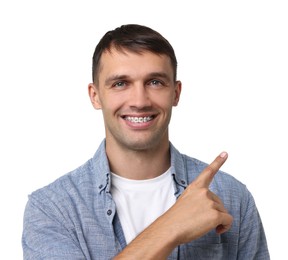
[110,168,176,244]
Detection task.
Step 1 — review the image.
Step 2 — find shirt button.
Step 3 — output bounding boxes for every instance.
[98,184,103,189]
[107,209,112,216]
[180,180,186,185]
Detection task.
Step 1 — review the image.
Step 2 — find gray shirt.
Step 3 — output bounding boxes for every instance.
[22,139,270,259]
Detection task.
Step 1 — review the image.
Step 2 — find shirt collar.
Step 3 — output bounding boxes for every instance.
[92,139,189,193]
[91,139,111,194]
[169,142,188,189]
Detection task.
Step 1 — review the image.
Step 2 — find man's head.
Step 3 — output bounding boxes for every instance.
[92,24,178,84]
[89,24,181,152]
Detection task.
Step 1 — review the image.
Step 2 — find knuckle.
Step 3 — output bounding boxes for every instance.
[211,210,222,221]
[199,187,210,196]
[205,164,216,174]
[207,200,216,209]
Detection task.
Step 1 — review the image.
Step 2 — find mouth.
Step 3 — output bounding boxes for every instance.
[122,115,155,123]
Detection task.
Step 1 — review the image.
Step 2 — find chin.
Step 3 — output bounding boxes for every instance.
[122,136,163,151]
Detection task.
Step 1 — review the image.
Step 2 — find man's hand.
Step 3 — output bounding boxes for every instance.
[162,151,233,245]
[114,152,233,259]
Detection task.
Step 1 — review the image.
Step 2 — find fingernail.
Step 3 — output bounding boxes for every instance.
[220,152,227,158]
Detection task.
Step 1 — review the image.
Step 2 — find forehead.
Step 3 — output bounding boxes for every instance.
[98,48,174,80]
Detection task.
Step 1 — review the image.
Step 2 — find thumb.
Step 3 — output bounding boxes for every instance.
[192,152,228,188]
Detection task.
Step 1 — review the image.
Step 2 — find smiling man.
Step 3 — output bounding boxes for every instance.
[89,47,180,180]
[22,24,270,259]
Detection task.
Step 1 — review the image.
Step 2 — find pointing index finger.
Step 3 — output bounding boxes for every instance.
[193,152,228,188]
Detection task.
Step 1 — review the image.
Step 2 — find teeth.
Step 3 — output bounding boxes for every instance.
[125,116,153,123]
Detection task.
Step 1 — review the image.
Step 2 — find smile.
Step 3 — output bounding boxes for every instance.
[124,116,154,123]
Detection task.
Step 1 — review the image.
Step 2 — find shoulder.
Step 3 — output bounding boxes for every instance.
[172,147,251,205]
[28,139,108,206]
[170,144,245,190]
[183,153,248,194]
[28,158,96,208]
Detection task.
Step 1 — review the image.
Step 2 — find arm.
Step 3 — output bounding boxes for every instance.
[114,152,233,259]
[237,190,270,259]
[22,196,86,260]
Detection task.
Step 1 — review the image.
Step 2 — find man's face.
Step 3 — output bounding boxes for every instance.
[89,48,181,151]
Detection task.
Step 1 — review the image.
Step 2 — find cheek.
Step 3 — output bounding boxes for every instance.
[152,92,176,108]
[100,93,125,113]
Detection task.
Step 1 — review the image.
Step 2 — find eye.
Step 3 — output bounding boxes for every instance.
[113,81,127,88]
[148,79,164,88]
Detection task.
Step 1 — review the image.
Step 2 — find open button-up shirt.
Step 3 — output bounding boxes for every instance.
[22,139,270,259]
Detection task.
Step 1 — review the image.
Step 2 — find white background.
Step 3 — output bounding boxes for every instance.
[0,1,287,259]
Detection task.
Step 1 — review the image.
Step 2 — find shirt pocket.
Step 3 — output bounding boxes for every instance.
[185,243,228,260]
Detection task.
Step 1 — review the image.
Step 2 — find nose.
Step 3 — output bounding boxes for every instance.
[130,84,152,109]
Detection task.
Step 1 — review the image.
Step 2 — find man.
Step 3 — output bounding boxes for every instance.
[22,24,270,259]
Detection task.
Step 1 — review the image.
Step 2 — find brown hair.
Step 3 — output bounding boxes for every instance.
[92,24,178,83]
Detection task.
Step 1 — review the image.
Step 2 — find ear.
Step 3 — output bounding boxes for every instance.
[88,83,102,109]
[173,81,182,106]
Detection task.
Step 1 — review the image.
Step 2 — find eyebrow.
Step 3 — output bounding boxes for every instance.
[104,74,129,86]
[147,72,171,81]
[104,72,172,86]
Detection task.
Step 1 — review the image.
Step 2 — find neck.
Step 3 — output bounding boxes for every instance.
[105,139,170,180]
